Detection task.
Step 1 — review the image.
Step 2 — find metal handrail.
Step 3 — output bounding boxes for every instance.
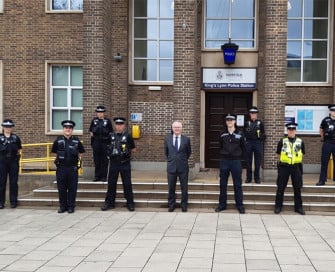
[19,142,83,175]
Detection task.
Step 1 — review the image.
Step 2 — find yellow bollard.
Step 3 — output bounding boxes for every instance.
[327,154,333,180]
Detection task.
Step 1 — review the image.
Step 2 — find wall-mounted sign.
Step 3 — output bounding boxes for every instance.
[202,68,256,89]
[285,105,328,135]
[130,113,142,122]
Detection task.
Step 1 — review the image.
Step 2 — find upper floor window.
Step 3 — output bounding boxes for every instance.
[204,0,256,49]
[51,0,83,11]
[287,0,330,83]
[132,0,174,82]
[0,0,3,13]
[50,65,83,131]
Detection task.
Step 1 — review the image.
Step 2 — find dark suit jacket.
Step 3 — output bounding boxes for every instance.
[164,134,191,173]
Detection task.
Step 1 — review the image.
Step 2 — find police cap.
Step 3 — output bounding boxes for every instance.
[1,119,15,128]
[249,106,259,113]
[95,105,106,112]
[113,117,126,124]
[285,122,298,130]
[328,105,335,111]
[225,114,236,121]
[61,120,76,128]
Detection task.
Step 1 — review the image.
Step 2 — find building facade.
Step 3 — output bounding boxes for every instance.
[0,0,334,180]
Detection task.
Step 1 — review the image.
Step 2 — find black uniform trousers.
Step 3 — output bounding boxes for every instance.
[218,159,244,209]
[167,170,188,209]
[92,139,109,180]
[0,157,19,206]
[105,160,134,206]
[56,165,78,210]
[275,164,303,209]
[318,141,335,183]
[246,140,263,182]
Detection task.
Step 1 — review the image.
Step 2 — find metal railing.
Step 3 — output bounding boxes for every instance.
[19,142,83,175]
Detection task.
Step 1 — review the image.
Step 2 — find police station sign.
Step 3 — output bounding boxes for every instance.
[202,68,256,89]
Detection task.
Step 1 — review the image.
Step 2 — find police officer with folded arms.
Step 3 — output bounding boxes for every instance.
[244,106,266,183]
[274,122,305,215]
[0,119,22,209]
[89,105,113,182]
[52,120,85,213]
[101,117,136,211]
[316,104,335,186]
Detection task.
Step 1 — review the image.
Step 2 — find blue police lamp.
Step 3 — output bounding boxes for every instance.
[221,39,239,65]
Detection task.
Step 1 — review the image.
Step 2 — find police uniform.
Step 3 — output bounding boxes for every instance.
[0,119,22,209]
[244,106,266,183]
[89,106,113,181]
[101,117,136,211]
[275,122,305,215]
[52,120,85,213]
[316,104,335,186]
[215,114,246,214]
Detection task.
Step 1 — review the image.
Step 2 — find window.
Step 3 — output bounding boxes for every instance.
[51,0,83,11]
[0,0,3,13]
[287,0,330,83]
[50,65,83,131]
[204,0,256,49]
[132,0,174,82]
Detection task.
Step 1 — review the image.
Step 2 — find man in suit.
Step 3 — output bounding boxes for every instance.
[164,121,191,212]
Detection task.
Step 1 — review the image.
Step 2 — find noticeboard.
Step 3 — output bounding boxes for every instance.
[285,105,328,135]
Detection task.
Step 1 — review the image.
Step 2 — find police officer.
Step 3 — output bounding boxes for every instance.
[0,119,22,209]
[275,122,305,215]
[244,106,266,183]
[101,117,136,211]
[89,106,113,181]
[316,104,335,186]
[52,120,85,213]
[215,114,247,214]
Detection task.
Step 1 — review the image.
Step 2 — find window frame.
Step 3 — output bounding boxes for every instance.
[203,0,258,51]
[286,0,333,86]
[46,62,83,135]
[130,0,174,85]
[46,0,83,13]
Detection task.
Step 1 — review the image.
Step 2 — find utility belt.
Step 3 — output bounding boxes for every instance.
[0,151,18,159]
[110,156,131,164]
[324,139,335,144]
[279,162,301,168]
[93,135,109,141]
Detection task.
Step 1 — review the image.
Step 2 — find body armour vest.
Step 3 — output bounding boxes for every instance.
[0,134,19,156]
[245,120,262,140]
[323,117,335,140]
[56,136,80,166]
[91,118,111,138]
[280,137,303,165]
[108,132,131,161]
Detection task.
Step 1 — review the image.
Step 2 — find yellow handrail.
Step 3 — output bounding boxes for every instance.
[19,142,83,175]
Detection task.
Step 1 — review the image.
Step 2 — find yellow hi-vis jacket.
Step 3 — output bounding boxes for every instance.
[280,137,303,165]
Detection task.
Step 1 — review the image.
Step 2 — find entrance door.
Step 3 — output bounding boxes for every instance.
[205,92,252,168]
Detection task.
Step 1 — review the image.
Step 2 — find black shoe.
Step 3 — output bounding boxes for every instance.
[238,207,245,214]
[58,208,67,213]
[255,180,261,184]
[127,204,135,212]
[168,206,175,212]
[101,204,115,211]
[181,205,188,212]
[0,204,4,209]
[10,203,17,208]
[245,180,251,183]
[101,178,107,182]
[93,177,100,182]
[67,208,75,213]
[295,207,305,215]
[215,206,226,212]
[316,181,325,186]
[274,207,281,214]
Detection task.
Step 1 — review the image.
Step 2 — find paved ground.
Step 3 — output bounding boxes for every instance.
[1,207,335,272]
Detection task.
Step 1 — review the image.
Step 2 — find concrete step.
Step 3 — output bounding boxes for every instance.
[17,178,335,212]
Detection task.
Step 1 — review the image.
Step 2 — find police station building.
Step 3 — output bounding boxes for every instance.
[0,0,334,179]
